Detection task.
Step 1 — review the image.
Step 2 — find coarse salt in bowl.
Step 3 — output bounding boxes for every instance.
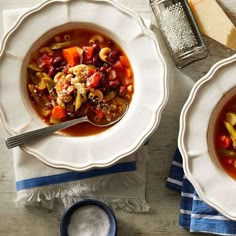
[60,199,117,236]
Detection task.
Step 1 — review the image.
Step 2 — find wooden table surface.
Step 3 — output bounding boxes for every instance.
[0,0,235,235]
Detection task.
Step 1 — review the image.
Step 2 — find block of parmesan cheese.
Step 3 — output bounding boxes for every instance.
[189,0,236,50]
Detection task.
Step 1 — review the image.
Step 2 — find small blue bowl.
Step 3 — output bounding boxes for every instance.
[60,199,117,236]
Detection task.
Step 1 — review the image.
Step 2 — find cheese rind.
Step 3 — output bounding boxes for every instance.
[189,0,236,50]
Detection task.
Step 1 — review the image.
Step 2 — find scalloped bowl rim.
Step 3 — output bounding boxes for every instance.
[178,53,236,220]
[0,0,168,171]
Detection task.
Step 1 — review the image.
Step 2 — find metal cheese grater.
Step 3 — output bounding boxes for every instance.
[150,0,208,68]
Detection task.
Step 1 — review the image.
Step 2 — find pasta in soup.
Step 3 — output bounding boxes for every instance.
[27,29,134,136]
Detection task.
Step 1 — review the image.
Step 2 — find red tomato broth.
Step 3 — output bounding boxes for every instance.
[214,94,236,180]
[27,28,134,136]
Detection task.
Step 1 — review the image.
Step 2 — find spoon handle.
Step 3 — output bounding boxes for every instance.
[5,117,88,149]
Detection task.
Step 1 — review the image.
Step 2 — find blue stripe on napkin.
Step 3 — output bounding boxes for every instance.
[166,149,184,192]
[16,161,136,191]
[166,148,236,235]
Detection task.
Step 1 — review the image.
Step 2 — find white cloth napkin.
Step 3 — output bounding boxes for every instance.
[2,8,151,212]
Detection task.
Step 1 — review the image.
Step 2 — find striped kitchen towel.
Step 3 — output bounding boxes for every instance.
[1,7,151,213]
[166,149,236,235]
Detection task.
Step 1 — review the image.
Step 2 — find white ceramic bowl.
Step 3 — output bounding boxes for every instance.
[179,54,236,220]
[0,0,168,171]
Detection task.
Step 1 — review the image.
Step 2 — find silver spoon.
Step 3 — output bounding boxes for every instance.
[5,102,128,149]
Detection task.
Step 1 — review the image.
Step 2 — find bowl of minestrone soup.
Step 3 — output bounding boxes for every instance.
[179,54,236,220]
[0,0,168,171]
[24,25,134,136]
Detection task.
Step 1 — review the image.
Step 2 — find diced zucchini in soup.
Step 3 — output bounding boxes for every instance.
[28,84,46,107]
[49,115,61,124]
[226,112,236,126]
[75,93,83,112]
[39,107,51,117]
[28,63,42,72]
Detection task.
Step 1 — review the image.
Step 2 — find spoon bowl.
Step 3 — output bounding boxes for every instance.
[5,100,128,149]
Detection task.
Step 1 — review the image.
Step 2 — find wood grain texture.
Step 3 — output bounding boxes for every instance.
[0,0,235,235]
